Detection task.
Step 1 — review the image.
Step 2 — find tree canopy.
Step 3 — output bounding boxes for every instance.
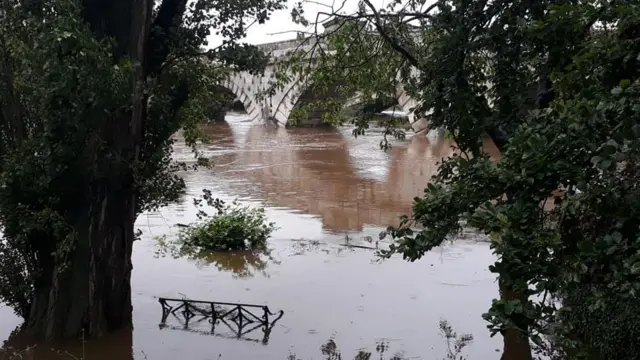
[277,0,640,358]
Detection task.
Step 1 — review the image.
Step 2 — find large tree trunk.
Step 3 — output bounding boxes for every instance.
[499,281,533,360]
[22,0,153,341]
[25,185,136,340]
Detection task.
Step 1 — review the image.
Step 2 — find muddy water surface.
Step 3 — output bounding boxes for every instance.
[1,113,502,360]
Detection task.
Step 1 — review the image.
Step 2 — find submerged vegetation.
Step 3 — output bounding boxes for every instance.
[181,199,277,252]
[286,320,473,360]
[155,193,278,277]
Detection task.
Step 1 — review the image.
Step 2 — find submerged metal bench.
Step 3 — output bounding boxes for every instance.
[158,297,284,343]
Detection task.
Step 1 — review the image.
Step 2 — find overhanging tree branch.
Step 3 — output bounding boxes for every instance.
[146,0,189,76]
[361,0,419,67]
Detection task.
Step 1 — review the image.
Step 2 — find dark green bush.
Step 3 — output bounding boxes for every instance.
[179,200,277,251]
[560,287,640,360]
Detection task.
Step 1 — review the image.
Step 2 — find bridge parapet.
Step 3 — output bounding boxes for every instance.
[256,37,321,61]
[255,38,308,52]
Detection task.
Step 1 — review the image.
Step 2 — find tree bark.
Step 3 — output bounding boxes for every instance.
[22,0,155,341]
[25,187,135,340]
[499,281,533,360]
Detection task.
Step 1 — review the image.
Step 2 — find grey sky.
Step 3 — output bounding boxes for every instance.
[208,0,387,46]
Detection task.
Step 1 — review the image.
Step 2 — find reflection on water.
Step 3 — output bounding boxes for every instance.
[158,297,284,345]
[195,250,274,278]
[156,235,278,278]
[188,116,499,233]
[1,113,501,360]
[1,326,134,360]
[159,320,277,345]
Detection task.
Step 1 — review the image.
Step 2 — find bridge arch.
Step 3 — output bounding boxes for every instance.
[270,77,399,127]
[219,76,262,122]
[261,66,304,126]
[261,62,422,129]
[394,67,430,134]
[287,80,352,127]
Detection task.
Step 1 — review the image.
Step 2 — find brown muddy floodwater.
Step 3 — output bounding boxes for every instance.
[0,113,502,360]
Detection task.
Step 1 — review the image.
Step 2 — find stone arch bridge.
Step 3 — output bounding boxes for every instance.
[220,37,427,134]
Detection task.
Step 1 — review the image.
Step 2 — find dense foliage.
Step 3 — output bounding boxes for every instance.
[266,18,414,147]
[0,0,133,320]
[177,197,277,251]
[280,0,640,359]
[0,0,284,340]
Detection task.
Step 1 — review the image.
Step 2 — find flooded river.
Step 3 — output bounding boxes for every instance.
[0,113,502,359]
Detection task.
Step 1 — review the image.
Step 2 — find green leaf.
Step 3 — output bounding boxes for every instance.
[619,79,631,89]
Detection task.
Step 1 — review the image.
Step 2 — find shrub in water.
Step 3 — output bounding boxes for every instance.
[180,200,277,251]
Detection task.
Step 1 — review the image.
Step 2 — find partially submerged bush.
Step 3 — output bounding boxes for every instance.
[181,199,277,251]
[154,196,278,276]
